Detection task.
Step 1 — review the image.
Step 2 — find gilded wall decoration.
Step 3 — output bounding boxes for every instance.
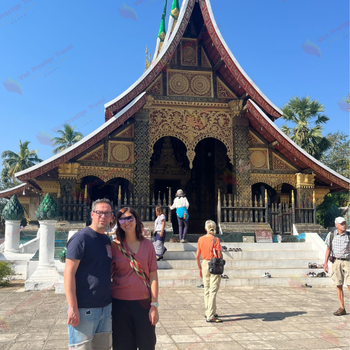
[201,47,211,68]
[108,141,134,164]
[180,39,197,66]
[77,166,133,183]
[315,187,330,206]
[146,75,163,96]
[272,153,298,171]
[58,163,79,178]
[296,173,315,188]
[217,78,237,99]
[115,125,134,139]
[149,108,233,168]
[251,174,296,188]
[167,70,213,97]
[78,146,104,162]
[35,180,60,195]
[250,150,268,169]
[248,131,264,145]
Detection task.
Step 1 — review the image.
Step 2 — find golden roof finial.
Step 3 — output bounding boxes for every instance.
[144,46,152,72]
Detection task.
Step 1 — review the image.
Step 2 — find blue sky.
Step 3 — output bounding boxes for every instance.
[0,0,349,168]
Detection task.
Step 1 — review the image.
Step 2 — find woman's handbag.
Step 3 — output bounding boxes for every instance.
[176,206,189,221]
[208,237,225,275]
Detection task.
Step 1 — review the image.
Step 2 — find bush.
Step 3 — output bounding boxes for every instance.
[0,262,14,286]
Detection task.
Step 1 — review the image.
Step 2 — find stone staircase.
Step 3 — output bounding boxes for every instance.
[157,242,332,288]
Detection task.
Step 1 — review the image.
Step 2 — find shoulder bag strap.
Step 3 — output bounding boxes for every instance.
[330,230,336,254]
[115,241,151,294]
[212,237,217,258]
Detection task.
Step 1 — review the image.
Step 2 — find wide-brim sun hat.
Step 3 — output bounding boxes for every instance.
[176,189,185,197]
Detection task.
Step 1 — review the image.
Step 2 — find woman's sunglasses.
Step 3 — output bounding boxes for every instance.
[118,215,134,224]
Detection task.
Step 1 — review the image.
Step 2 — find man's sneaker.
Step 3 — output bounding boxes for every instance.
[206,317,222,323]
[180,239,185,243]
[333,308,346,316]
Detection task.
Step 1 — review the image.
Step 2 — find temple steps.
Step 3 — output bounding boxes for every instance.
[157,242,333,287]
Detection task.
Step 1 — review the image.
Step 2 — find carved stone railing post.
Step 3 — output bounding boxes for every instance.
[2,195,24,253]
[25,194,60,291]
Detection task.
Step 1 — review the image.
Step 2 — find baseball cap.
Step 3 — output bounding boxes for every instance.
[335,217,346,224]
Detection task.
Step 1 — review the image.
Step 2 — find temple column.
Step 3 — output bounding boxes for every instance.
[295,173,315,207]
[232,113,251,203]
[134,110,150,201]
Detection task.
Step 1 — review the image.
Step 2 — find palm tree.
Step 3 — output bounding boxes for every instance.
[51,124,83,154]
[281,96,331,159]
[1,140,43,179]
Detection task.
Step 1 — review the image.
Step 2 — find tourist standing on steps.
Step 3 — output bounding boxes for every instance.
[324,216,350,316]
[196,220,223,323]
[169,189,189,243]
[111,207,159,350]
[153,206,167,261]
[64,198,114,350]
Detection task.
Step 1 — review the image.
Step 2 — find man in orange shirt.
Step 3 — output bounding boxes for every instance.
[196,220,223,323]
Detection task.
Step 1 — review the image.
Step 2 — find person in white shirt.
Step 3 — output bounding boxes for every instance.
[169,189,189,243]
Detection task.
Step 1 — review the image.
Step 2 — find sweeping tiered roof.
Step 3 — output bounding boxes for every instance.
[13,0,349,192]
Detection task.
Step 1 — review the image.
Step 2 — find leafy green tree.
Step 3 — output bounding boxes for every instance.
[321,132,350,179]
[1,140,42,179]
[51,124,83,154]
[281,96,331,159]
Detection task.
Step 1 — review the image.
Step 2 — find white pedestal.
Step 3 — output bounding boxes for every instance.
[4,220,21,253]
[25,220,61,291]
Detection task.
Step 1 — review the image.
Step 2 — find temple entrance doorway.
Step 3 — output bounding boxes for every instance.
[191,138,232,232]
[150,136,232,234]
[80,176,133,208]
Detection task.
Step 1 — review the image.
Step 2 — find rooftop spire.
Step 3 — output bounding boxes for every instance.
[144,46,152,72]
[153,0,168,60]
[163,0,180,47]
[158,0,168,43]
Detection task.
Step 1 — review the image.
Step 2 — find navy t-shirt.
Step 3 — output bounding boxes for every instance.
[66,227,112,308]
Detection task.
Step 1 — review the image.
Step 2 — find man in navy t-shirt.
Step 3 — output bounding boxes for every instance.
[64,198,115,349]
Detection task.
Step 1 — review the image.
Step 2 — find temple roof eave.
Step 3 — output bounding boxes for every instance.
[246,99,350,191]
[15,93,147,181]
[0,183,39,199]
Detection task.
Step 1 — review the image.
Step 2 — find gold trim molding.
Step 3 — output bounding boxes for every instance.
[251,173,296,188]
[77,166,133,183]
[149,108,234,168]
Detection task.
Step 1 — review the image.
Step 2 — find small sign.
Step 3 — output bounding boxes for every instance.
[255,229,273,243]
[243,236,255,243]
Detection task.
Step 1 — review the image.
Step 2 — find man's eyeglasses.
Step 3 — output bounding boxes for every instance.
[118,215,134,224]
[93,211,113,218]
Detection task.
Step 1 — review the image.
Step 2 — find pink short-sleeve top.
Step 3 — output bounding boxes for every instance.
[111,238,158,300]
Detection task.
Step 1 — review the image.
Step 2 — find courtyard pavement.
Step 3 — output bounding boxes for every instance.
[0,282,350,350]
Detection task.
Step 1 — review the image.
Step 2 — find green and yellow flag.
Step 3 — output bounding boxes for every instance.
[170,0,180,20]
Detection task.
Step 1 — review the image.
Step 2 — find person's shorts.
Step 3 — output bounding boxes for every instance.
[332,259,350,286]
[68,303,112,350]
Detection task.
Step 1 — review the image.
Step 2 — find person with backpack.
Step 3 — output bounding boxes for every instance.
[324,216,350,316]
[169,189,189,243]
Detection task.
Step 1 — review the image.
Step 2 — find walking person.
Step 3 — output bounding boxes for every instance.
[153,206,167,261]
[169,189,189,243]
[64,198,114,350]
[324,216,350,316]
[111,207,159,350]
[196,220,223,323]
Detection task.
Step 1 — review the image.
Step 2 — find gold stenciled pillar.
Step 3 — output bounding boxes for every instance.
[295,173,315,208]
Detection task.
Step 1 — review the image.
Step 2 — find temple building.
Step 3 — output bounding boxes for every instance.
[1,0,349,234]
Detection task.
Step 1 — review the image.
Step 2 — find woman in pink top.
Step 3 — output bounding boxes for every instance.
[111,207,159,350]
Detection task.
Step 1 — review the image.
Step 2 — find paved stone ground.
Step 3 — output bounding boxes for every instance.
[0,282,350,350]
